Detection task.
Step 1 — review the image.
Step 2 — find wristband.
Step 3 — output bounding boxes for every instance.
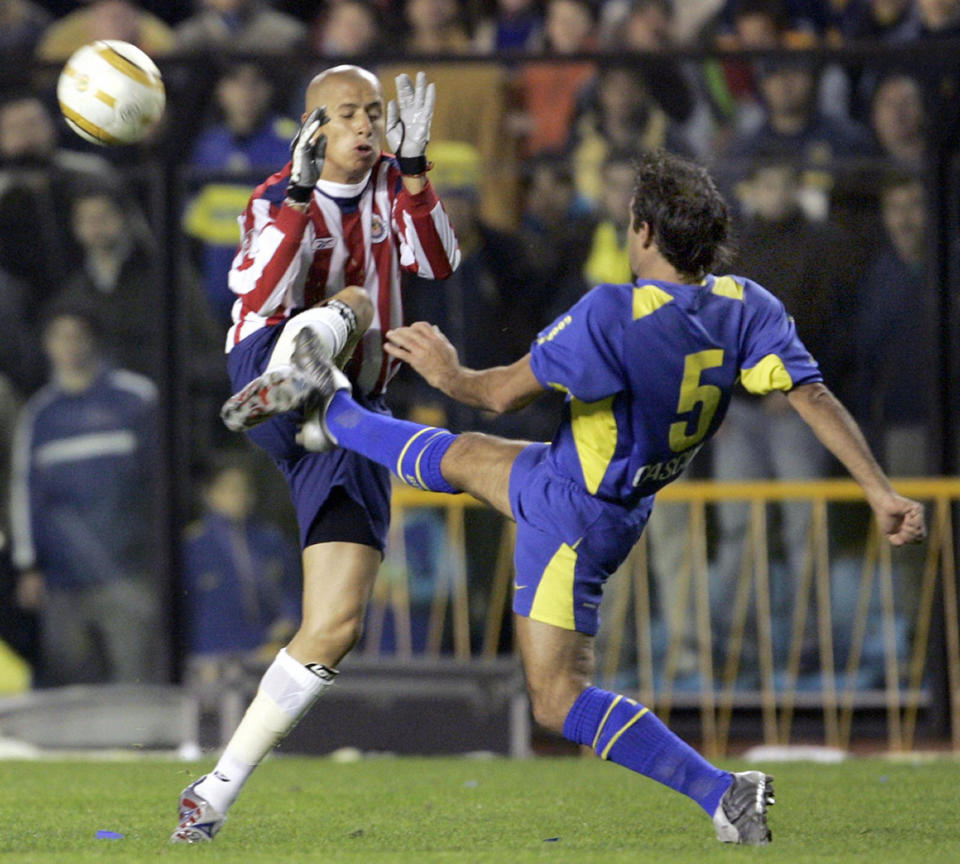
[287,184,312,203]
[397,155,429,176]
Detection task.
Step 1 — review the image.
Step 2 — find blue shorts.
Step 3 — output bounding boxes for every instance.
[508,443,654,636]
[227,323,391,551]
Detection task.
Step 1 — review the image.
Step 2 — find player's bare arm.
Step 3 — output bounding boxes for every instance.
[384,322,546,413]
[787,382,926,546]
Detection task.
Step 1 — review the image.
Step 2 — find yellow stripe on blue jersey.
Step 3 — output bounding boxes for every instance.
[741,353,794,394]
[710,275,745,300]
[570,396,618,494]
[529,540,580,630]
[527,277,822,501]
[632,284,674,319]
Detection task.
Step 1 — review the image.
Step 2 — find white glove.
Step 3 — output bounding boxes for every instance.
[386,71,436,175]
[288,106,328,202]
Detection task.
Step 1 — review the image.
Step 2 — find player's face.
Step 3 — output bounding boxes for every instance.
[306,72,384,184]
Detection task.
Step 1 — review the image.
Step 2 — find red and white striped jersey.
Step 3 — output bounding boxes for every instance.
[226,154,461,396]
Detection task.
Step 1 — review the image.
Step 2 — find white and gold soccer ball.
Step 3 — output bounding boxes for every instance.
[57,40,165,146]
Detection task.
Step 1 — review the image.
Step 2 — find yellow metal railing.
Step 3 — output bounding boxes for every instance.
[368,479,960,755]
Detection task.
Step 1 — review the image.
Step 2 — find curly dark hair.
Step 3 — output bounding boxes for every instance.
[630,149,732,279]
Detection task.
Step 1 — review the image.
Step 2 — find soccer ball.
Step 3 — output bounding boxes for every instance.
[57,40,165,146]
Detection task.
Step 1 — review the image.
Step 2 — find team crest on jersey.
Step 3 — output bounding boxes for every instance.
[313,236,337,250]
[370,213,388,244]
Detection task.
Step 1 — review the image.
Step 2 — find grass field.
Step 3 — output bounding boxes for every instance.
[2,755,959,863]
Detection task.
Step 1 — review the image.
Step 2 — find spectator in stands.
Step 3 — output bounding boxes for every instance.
[853,173,937,474]
[709,0,804,136]
[0,92,117,310]
[473,0,544,53]
[182,451,300,681]
[174,0,308,54]
[604,0,699,129]
[890,0,960,39]
[582,150,635,289]
[712,0,827,47]
[312,0,382,56]
[869,71,926,171]
[0,0,50,63]
[402,0,472,53]
[723,56,876,217]
[710,159,843,666]
[852,171,937,632]
[50,185,164,379]
[183,61,298,324]
[837,0,914,42]
[565,65,691,205]
[518,154,593,324]
[9,305,163,686]
[53,185,223,396]
[515,0,599,156]
[35,0,175,62]
[890,0,960,150]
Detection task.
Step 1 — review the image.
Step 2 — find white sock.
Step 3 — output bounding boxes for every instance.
[265,304,354,374]
[194,649,337,813]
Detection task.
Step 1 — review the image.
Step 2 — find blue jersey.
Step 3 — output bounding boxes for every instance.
[182,512,300,655]
[529,274,822,504]
[9,368,159,589]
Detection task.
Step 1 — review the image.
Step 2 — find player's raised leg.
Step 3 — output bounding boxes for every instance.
[515,615,773,844]
[221,287,373,432]
[296,361,525,516]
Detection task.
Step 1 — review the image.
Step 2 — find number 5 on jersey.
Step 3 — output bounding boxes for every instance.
[669,349,724,452]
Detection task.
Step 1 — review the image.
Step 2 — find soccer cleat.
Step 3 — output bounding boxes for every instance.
[291,328,352,453]
[220,366,317,432]
[712,770,774,845]
[170,777,226,843]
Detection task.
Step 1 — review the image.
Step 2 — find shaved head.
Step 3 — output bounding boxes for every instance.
[305,64,381,113]
[301,64,386,183]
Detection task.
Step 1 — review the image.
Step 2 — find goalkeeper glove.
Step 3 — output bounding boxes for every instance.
[288,106,329,202]
[386,71,436,176]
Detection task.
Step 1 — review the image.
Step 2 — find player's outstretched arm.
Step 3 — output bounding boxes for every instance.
[787,382,926,546]
[384,322,546,413]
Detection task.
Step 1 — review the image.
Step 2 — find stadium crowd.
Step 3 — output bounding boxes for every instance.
[0,0,957,688]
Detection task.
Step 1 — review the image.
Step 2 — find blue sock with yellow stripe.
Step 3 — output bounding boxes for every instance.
[325,391,458,493]
[563,686,732,815]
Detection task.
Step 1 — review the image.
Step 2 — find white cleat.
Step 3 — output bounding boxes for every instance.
[712,770,774,845]
[170,777,226,843]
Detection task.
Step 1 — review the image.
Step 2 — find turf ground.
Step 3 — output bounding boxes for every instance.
[1,755,959,863]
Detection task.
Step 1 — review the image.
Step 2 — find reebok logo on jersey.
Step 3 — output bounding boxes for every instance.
[313,236,337,250]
